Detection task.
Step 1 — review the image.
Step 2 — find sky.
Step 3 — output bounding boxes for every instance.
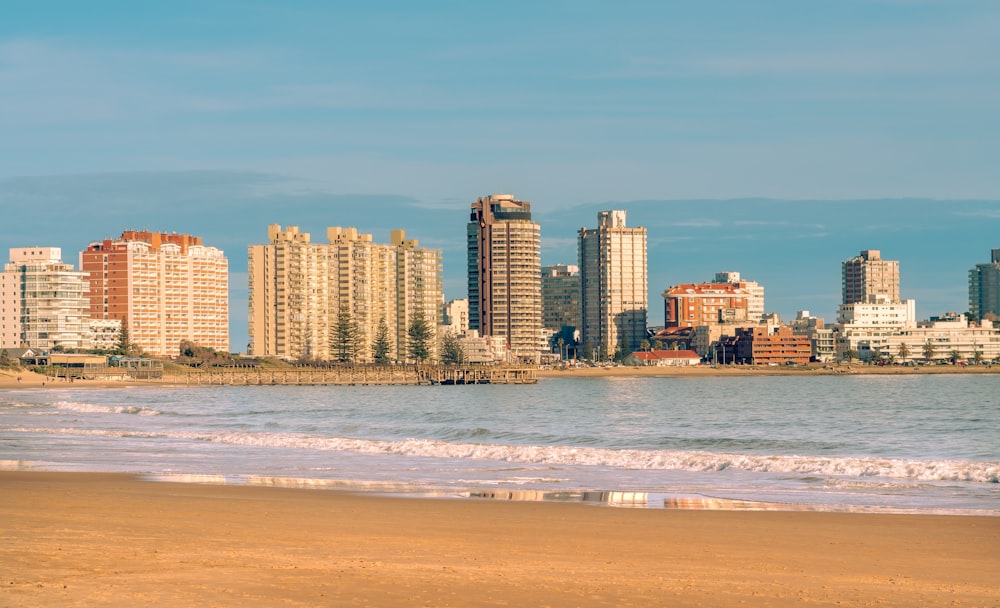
[1,1,998,353]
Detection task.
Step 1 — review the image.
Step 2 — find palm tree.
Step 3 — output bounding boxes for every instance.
[842,349,858,364]
[948,350,962,365]
[897,342,910,364]
[973,347,984,365]
[922,340,936,364]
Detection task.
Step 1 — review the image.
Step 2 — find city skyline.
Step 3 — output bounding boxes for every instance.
[2,199,998,353]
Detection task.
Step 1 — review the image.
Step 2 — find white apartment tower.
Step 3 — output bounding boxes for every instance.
[578,210,648,359]
[0,247,92,350]
[467,194,542,362]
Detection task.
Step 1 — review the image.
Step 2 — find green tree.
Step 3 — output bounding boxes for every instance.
[407,310,433,362]
[331,305,360,363]
[372,317,391,363]
[922,340,936,363]
[116,316,133,356]
[973,347,984,365]
[948,350,962,364]
[556,337,565,360]
[651,339,663,351]
[842,349,858,364]
[897,342,910,364]
[440,332,465,364]
[640,339,650,352]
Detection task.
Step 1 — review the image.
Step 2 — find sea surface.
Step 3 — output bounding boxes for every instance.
[2,375,998,514]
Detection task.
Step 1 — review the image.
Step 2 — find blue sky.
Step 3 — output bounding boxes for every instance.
[2,1,999,352]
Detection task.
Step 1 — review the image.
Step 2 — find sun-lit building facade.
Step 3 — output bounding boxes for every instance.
[248,224,441,362]
[467,194,542,362]
[579,210,648,359]
[81,231,229,356]
[1,247,92,350]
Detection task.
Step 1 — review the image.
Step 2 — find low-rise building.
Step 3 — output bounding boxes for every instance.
[623,349,702,366]
[717,326,812,365]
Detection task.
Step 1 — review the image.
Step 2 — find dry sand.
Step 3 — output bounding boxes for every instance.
[1,472,997,607]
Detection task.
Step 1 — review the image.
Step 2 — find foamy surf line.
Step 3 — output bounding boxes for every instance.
[9,426,1000,483]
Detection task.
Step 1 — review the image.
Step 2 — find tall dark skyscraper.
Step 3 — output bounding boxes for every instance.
[467,194,541,362]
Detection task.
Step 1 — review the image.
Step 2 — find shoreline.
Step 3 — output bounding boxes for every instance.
[3,471,998,607]
[3,361,999,389]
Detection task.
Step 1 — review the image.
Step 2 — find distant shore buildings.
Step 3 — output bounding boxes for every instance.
[1,200,997,368]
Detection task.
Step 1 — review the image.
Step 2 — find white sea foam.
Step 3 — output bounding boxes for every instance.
[13,426,1000,484]
[52,401,161,416]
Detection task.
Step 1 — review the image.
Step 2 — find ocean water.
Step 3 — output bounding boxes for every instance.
[2,375,998,514]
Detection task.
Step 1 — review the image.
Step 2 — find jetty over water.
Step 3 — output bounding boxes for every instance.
[168,364,537,386]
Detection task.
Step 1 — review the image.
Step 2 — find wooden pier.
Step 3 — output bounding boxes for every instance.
[168,365,537,386]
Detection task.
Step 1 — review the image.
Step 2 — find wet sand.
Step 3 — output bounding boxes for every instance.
[2,471,997,607]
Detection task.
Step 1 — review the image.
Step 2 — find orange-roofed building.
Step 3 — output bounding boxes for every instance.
[661,283,750,329]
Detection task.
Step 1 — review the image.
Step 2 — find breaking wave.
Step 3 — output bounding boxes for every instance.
[51,401,162,416]
[12,427,1000,484]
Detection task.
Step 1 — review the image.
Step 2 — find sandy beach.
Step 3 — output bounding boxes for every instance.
[1,472,997,607]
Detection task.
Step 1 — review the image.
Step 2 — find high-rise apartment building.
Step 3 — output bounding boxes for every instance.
[81,231,229,356]
[541,264,580,331]
[842,249,899,305]
[714,271,765,322]
[248,225,441,362]
[578,210,648,358]
[467,194,542,362]
[969,249,1000,321]
[0,247,91,350]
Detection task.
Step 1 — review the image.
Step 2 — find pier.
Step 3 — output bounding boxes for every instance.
[168,365,537,386]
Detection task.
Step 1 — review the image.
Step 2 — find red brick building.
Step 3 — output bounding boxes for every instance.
[662,283,750,328]
[716,326,811,365]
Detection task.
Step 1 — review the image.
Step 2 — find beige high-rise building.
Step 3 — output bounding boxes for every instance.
[248,225,441,362]
[1,247,92,350]
[392,230,443,359]
[578,210,648,359]
[467,194,542,362]
[81,232,229,356]
[842,249,899,305]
